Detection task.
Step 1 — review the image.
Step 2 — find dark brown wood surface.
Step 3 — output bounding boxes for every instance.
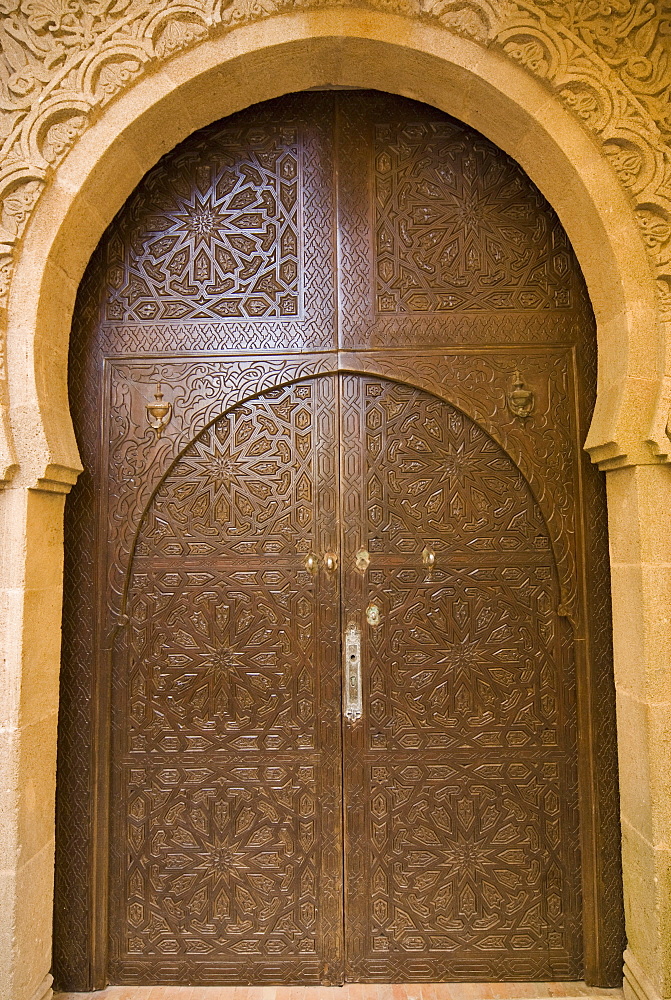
[54,92,624,990]
[340,376,581,981]
[109,379,344,983]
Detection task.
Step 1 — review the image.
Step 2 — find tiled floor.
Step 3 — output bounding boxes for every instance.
[55,983,624,1000]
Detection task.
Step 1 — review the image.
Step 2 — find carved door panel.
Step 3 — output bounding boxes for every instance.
[108,369,582,985]
[108,378,345,985]
[56,90,623,992]
[339,375,581,981]
[335,91,585,351]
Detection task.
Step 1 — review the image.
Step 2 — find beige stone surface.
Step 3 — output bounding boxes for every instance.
[605,466,671,1000]
[0,487,64,1000]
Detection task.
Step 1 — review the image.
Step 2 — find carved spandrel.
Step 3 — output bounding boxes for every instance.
[93,94,338,354]
[335,93,587,350]
[105,123,301,324]
[372,119,573,314]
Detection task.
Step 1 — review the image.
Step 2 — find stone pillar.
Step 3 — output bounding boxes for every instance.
[607,464,671,1000]
[0,483,65,1000]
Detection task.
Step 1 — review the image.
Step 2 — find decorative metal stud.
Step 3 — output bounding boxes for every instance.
[324,551,338,574]
[355,547,371,573]
[304,552,319,576]
[422,545,436,569]
[366,601,382,626]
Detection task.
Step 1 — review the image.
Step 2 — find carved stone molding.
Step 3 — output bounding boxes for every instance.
[27,973,53,1000]
[624,948,665,1000]
[1,0,671,481]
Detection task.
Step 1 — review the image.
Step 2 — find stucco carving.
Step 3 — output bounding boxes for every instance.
[0,0,670,479]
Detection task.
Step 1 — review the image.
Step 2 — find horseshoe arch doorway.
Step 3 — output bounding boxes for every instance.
[54,91,624,989]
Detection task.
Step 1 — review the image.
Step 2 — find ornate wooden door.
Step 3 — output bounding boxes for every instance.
[55,92,623,990]
[111,379,345,983]
[339,376,580,981]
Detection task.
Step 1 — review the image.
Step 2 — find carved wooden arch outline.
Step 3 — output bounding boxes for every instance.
[108,365,585,985]
[53,88,624,992]
[98,363,602,985]
[1,7,667,490]
[114,363,579,634]
[337,359,582,627]
[114,365,341,623]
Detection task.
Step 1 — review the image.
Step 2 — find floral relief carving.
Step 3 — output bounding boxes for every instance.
[42,113,87,161]
[0,0,671,476]
[1,177,41,239]
[0,0,666,283]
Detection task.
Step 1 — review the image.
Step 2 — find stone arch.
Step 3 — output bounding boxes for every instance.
[3,15,669,1000]
[4,9,661,491]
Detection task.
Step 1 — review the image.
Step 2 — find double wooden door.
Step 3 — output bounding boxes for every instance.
[55,91,624,990]
[117,371,578,983]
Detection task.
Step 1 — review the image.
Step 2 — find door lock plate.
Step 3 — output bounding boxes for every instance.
[344,624,362,722]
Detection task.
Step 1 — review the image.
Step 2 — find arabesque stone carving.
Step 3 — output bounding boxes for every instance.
[0,0,671,477]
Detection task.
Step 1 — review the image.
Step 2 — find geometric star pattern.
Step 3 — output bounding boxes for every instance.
[104,122,300,323]
[374,120,573,313]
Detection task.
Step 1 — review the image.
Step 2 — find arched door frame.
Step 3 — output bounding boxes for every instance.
[7,13,661,490]
[1,13,667,1000]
